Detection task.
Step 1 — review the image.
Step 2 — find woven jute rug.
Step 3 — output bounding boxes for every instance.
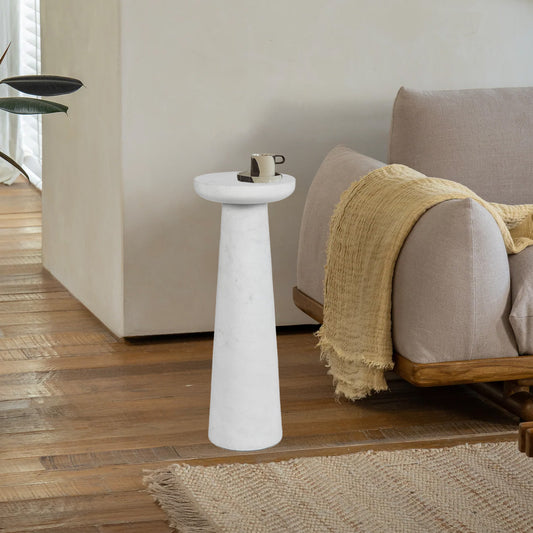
[144,442,533,533]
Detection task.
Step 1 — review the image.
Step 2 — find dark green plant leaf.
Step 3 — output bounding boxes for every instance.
[0,97,68,115]
[0,75,83,96]
[0,149,29,180]
[0,42,11,67]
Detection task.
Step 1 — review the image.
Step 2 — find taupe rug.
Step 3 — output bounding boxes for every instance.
[144,442,533,533]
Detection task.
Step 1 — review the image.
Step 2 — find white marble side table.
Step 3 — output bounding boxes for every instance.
[194,172,296,451]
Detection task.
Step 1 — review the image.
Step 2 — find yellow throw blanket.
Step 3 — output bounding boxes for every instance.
[317,164,533,400]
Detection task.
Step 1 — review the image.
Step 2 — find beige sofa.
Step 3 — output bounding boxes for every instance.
[295,87,533,418]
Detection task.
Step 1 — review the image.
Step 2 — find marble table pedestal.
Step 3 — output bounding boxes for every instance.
[193,172,296,451]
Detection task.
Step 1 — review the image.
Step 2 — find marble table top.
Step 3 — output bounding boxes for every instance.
[194,172,295,204]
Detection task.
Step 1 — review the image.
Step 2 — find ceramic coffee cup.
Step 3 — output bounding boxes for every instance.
[250,154,285,178]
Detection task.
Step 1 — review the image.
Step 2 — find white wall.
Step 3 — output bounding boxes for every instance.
[42,0,533,336]
[41,0,124,335]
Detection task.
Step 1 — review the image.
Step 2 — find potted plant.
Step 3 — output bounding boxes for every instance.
[0,42,83,182]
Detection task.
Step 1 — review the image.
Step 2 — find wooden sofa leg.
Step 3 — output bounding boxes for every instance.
[469,382,533,421]
[518,422,533,454]
[503,381,530,397]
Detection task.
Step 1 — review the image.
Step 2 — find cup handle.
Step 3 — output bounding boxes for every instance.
[274,155,285,164]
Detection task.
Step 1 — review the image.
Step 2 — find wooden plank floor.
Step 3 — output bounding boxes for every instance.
[0,178,520,532]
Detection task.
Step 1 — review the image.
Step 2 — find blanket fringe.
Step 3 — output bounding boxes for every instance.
[317,333,392,400]
[315,331,394,371]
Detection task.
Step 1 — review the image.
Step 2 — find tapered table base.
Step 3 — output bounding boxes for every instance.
[209,203,282,450]
[194,172,295,451]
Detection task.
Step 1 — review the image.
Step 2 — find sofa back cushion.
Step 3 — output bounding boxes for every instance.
[389,87,533,205]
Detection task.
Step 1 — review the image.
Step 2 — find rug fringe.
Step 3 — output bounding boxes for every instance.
[143,468,219,532]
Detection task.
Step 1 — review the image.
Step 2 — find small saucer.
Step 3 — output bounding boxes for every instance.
[237,171,282,183]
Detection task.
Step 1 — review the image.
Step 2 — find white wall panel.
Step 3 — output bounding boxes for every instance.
[42,0,533,336]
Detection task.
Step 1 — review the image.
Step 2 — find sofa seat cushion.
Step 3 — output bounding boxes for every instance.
[393,198,518,363]
[509,247,533,354]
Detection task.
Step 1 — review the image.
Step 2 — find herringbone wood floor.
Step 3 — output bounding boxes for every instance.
[0,178,520,532]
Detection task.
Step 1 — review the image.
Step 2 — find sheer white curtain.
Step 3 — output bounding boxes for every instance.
[0,0,41,189]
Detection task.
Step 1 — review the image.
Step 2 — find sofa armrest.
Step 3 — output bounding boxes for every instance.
[297,145,385,304]
[393,198,518,363]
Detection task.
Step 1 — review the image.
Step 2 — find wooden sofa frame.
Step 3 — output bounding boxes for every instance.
[293,286,533,421]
